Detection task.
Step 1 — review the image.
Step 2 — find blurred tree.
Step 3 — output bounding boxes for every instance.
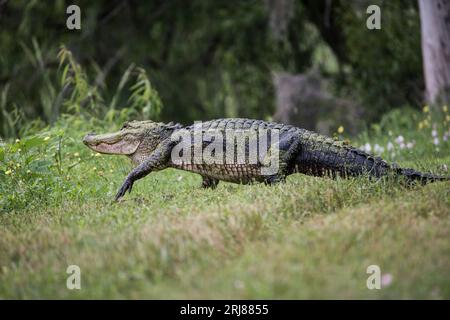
[0,0,429,137]
[418,0,450,106]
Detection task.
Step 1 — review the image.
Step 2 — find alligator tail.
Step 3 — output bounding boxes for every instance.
[296,130,449,184]
[396,167,450,184]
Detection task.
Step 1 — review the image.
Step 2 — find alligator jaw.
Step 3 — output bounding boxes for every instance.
[83,132,140,155]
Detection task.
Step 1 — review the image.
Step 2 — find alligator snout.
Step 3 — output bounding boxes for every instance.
[83,133,97,145]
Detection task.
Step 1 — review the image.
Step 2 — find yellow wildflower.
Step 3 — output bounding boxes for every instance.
[44,136,50,141]
[423,105,429,113]
[26,170,31,174]
[418,122,424,130]
[74,152,79,157]
[443,105,448,113]
[95,153,101,157]
[446,115,450,122]
[337,126,344,134]
[15,139,20,143]
[5,169,12,175]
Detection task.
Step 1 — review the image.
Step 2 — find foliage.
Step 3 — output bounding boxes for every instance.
[336,0,423,117]
[0,1,427,137]
[353,105,450,167]
[129,68,163,120]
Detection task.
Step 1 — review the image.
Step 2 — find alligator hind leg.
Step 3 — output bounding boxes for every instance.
[263,136,302,185]
[201,176,220,189]
[281,136,303,173]
[264,174,286,185]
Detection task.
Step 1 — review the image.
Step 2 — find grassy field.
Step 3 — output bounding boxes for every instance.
[0,111,449,299]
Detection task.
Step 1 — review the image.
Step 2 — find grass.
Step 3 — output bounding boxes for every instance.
[0,110,449,299]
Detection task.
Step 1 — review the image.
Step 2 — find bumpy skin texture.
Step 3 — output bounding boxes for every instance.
[82,118,449,201]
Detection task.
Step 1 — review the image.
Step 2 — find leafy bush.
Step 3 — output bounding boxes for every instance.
[0,47,165,212]
[337,0,423,118]
[0,130,63,211]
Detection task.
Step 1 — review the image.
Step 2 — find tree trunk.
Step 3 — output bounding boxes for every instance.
[418,0,450,105]
[272,72,364,135]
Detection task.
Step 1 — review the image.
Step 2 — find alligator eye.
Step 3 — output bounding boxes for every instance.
[121,122,130,130]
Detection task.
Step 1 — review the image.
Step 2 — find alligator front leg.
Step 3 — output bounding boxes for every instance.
[115,141,172,200]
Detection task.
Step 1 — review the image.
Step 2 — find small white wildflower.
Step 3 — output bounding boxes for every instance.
[395,135,404,144]
[433,137,439,145]
[399,143,405,149]
[374,144,384,154]
[177,176,183,182]
[387,142,394,151]
[443,134,448,142]
[364,143,371,153]
[406,142,414,149]
[432,129,438,138]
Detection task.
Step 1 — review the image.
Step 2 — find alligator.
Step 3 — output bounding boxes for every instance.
[82,118,449,200]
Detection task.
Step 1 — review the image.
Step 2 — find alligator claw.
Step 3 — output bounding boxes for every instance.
[115,178,134,201]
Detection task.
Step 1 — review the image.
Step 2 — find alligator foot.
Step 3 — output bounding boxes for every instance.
[264,174,286,185]
[115,177,134,201]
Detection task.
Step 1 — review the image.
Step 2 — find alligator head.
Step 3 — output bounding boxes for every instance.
[83,120,180,165]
